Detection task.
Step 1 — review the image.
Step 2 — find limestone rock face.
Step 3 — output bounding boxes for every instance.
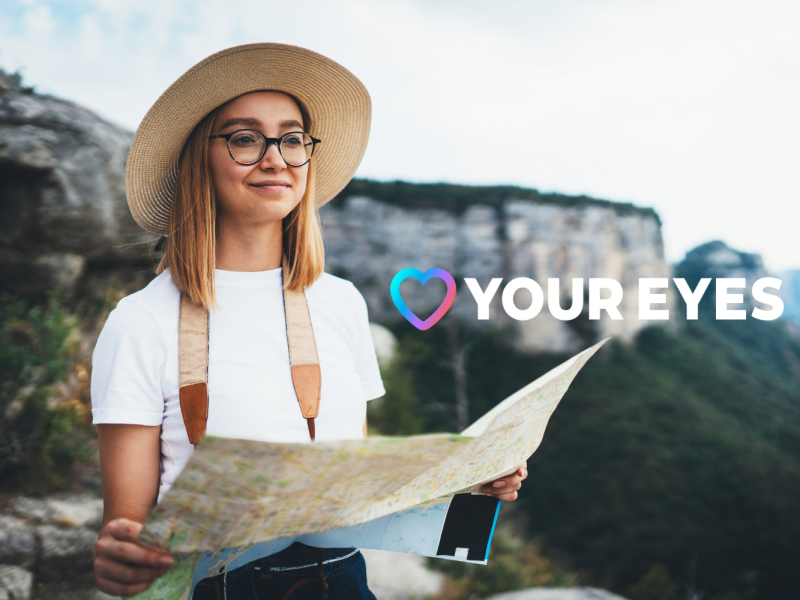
[0,70,152,296]
[322,196,671,353]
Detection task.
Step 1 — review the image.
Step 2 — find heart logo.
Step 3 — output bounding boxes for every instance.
[391,268,457,330]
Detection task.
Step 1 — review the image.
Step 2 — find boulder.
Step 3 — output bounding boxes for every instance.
[0,516,36,568]
[487,587,629,600]
[0,69,153,297]
[12,495,103,531]
[0,565,33,600]
[36,525,96,581]
[368,323,397,367]
[361,549,444,600]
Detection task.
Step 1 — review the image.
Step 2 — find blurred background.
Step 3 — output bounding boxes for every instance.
[1,2,799,600]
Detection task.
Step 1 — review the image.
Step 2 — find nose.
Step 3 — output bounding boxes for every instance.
[257,140,286,170]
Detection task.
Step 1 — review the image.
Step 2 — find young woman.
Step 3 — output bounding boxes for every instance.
[90,44,527,600]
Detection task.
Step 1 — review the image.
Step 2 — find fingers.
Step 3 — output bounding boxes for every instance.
[94,518,175,597]
[98,519,174,569]
[481,481,522,496]
[479,462,528,498]
[480,473,526,493]
[494,491,519,501]
[94,542,169,583]
[95,574,156,598]
[94,551,170,583]
[96,536,174,569]
[103,518,144,542]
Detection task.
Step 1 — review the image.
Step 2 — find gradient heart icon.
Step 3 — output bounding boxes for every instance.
[390,268,457,330]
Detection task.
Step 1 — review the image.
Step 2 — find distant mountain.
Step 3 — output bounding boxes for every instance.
[780,270,800,323]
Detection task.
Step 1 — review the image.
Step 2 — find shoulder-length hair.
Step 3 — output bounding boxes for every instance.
[156,96,325,308]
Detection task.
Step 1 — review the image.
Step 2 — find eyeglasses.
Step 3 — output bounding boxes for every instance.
[208,130,322,167]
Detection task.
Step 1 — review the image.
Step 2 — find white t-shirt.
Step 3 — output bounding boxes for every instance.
[91,268,385,503]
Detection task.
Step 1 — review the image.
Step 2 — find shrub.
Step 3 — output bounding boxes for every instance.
[0,293,94,491]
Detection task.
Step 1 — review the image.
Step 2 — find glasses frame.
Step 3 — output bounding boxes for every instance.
[208,129,322,167]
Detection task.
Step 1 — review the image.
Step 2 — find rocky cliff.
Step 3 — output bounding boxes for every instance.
[322,183,672,353]
[0,69,152,297]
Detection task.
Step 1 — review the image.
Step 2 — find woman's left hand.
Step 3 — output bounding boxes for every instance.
[479,462,528,501]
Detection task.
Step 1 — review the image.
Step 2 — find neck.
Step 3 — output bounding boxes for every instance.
[215,215,283,272]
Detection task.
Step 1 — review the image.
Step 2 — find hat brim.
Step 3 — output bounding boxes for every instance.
[126,43,371,235]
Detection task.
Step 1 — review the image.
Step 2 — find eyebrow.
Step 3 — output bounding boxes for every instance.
[217,117,305,131]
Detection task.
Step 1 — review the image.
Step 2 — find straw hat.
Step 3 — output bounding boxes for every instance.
[125,43,371,235]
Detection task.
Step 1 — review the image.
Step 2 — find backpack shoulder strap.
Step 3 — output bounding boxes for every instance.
[177,286,321,444]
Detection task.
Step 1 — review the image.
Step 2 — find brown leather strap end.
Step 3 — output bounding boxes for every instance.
[306,418,316,442]
[291,364,321,419]
[179,382,209,444]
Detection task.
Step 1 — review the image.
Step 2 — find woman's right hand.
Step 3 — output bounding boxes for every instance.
[94,517,175,597]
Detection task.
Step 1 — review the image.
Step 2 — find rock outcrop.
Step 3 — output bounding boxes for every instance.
[0,565,33,600]
[0,516,36,569]
[322,194,672,353]
[0,70,152,297]
[0,494,101,586]
[487,588,629,600]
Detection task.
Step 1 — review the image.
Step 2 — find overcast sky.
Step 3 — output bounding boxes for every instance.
[2,0,798,271]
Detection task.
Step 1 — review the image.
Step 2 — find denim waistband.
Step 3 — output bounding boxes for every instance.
[257,542,357,571]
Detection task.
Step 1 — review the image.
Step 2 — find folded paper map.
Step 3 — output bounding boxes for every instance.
[135,339,607,600]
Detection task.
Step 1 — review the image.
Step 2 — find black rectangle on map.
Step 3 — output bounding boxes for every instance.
[436,493,501,561]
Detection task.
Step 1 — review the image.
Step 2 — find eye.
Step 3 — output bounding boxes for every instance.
[230,132,261,147]
[282,134,303,147]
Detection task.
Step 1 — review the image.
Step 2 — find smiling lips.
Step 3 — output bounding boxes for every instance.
[249,180,291,191]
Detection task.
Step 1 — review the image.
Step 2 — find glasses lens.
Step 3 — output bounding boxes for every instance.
[228,130,266,164]
[280,133,314,166]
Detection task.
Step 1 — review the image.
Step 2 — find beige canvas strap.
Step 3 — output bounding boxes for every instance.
[177,286,321,444]
[283,287,322,440]
[178,294,209,444]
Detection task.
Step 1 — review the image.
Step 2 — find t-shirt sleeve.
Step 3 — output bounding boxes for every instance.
[350,285,386,401]
[91,299,166,426]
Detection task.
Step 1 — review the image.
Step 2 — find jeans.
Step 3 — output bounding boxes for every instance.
[193,544,377,600]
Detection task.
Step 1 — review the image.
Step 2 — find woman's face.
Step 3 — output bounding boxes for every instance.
[208,91,308,227]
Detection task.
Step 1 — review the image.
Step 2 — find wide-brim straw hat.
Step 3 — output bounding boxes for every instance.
[126,43,371,235]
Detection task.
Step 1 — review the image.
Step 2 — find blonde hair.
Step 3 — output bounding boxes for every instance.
[156,96,325,308]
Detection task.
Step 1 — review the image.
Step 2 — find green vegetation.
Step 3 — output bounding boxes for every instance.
[0,293,95,492]
[331,178,660,221]
[371,315,800,600]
